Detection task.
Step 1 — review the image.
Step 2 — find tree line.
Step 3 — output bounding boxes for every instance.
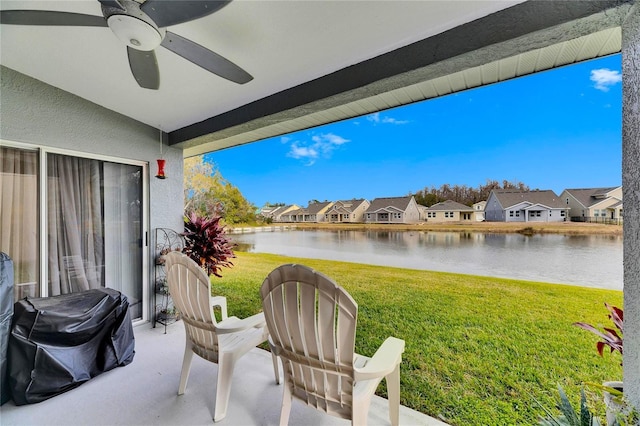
[184,155,532,223]
[412,179,530,207]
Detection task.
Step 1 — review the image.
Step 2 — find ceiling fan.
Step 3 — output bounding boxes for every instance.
[0,0,253,89]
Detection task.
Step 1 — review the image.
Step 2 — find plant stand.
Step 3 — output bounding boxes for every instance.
[154,228,184,333]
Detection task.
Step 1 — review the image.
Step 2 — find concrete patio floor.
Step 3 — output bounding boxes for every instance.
[1,322,447,426]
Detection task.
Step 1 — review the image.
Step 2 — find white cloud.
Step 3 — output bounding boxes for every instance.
[285,132,350,165]
[382,116,409,125]
[367,112,381,123]
[366,112,408,125]
[590,68,622,92]
[287,143,318,165]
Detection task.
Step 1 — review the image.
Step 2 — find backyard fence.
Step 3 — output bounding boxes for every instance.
[570,217,623,225]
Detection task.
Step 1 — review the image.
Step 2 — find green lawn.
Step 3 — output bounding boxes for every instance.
[212,252,623,425]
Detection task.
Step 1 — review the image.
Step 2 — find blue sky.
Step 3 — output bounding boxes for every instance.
[205,54,622,208]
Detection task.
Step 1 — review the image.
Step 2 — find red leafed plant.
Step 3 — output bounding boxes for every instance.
[182,212,236,278]
[574,303,623,362]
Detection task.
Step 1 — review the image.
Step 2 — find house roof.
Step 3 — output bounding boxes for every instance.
[490,189,566,209]
[563,187,622,208]
[365,196,413,213]
[282,207,301,216]
[306,202,332,215]
[428,200,474,212]
[269,205,298,218]
[330,199,368,213]
[0,1,632,156]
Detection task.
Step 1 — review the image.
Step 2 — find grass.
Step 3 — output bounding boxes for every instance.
[212,252,623,425]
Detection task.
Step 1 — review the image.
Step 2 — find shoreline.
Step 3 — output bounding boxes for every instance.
[244,221,623,236]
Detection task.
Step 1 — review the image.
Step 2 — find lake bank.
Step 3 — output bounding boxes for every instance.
[269,221,623,235]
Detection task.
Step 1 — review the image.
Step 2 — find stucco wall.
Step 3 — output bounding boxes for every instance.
[1,65,185,320]
[1,66,184,232]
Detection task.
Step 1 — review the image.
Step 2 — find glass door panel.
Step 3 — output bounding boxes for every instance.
[0,146,40,299]
[103,162,143,319]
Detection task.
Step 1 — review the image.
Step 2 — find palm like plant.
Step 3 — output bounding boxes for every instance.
[538,385,600,426]
[574,303,623,361]
[182,212,236,278]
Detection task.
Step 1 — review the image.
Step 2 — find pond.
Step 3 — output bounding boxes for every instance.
[232,229,623,290]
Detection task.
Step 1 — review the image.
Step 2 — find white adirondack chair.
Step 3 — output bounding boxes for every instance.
[164,251,277,422]
[260,264,406,426]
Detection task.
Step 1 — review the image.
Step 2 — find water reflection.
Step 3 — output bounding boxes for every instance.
[232,230,622,290]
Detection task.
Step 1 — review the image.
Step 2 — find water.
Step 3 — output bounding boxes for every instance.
[232,229,623,290]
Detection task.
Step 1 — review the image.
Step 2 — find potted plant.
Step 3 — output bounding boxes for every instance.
[157,305,179,322]
[155,247,170,265]
[537,384,637,426]
[574,304,627,425]
[182,211,236,277]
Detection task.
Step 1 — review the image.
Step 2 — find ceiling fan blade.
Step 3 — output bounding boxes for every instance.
[0,10,107,26]
[96,0,124,11]
[127,47,160,90]
[161,31,252,84]
[140,0,231,28]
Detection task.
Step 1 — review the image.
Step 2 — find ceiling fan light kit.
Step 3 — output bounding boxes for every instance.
[0,0,251,89]
[106,10,164,51]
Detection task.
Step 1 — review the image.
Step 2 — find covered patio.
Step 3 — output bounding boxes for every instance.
[1,0,639,422]
[0,324,446,426]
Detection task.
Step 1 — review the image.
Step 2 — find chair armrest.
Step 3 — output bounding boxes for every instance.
[216,312,266,334]
[354,337,405,381]
[211,296,228,320]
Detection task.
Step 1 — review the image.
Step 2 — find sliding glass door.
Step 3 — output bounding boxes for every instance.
[1,145,146,320]
[47,153,144,319]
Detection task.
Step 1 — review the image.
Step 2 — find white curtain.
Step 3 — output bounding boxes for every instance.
[0,147,39,299]
[47,154,104,295]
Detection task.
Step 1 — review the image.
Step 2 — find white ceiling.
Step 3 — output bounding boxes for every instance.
[0,0,631,156]
[0,0,523,131]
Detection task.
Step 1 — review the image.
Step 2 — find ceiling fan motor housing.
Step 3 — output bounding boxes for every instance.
[103,0,165,51]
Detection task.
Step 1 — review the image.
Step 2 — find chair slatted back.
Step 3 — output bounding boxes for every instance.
[165,251,219,362]
[261,264,358,419]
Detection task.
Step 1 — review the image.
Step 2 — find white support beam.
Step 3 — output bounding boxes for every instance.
[622,1,640,411]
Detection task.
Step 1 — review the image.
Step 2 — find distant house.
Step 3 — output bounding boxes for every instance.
[473,201,487,222]
[259,204,287,220]
[559,187,622,223]
[269,204,300,222]
[279,207,300,222]
[280,201,333,223]
[417,204,429,221]
[324,199,370,223]
[425,200,475,223]
[364,196,421,224]
[485,189,568,222]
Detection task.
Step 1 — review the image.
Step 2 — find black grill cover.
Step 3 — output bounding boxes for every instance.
[8,288,135,405]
